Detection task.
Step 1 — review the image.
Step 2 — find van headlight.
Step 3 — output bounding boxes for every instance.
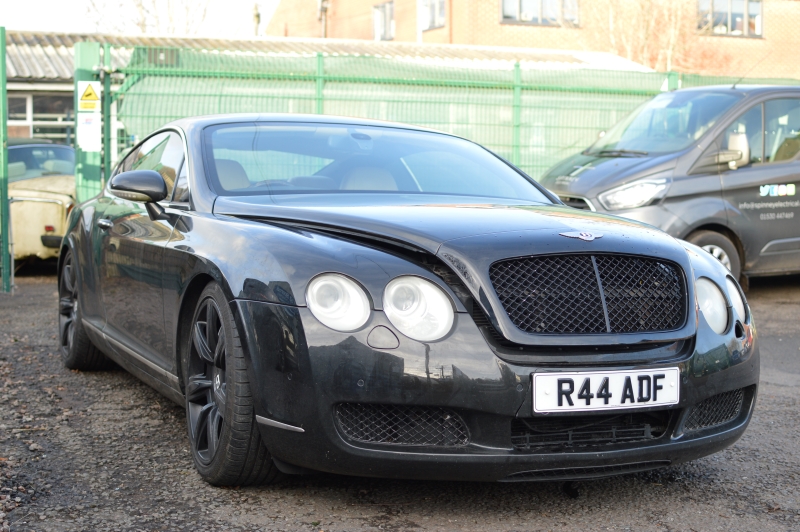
[306,274,371,332]
[696,278,728,334]
[383,276,454,342]
[598,178,671,210]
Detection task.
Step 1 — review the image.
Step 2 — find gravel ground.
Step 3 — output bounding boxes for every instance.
[0,263,798,532]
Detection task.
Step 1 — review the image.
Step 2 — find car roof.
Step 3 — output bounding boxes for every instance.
[673,85,800,96]
[163,113,454,137]
[8,138,55,146]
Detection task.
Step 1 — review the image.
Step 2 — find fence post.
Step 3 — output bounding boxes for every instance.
[315,53,325,114]
[103,43,112,181]
[512,61,522,166]
[0,27,11,294]
[667,71,680,91]
[74,41,103,203]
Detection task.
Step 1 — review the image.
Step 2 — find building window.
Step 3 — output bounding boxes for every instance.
[6,93,75,142]
[698,0,763,37]
[420,0,446,31]
[373,1,395,41]
[502,0,579,27]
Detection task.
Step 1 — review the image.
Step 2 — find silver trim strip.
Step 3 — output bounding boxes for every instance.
[256,415,305,433]
[10,197,64,205]
[760,236,800,255]
[85,319,180,387]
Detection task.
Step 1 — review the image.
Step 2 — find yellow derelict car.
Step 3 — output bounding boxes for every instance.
[7,139,75,261]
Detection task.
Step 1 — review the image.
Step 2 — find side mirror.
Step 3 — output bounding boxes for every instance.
[109,170,172,222]
[725,133,750,170]
[689,149,742,175]
[110,170,168,203]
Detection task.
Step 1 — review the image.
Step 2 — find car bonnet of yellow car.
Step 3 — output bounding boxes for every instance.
[9,174,76,199]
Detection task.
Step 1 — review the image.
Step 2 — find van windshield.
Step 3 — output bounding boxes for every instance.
[585,91,743,156]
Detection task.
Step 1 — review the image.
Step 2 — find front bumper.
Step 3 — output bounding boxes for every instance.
[233,299,759,482]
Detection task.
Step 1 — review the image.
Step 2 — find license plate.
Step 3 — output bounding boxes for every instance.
[533,368,680,414]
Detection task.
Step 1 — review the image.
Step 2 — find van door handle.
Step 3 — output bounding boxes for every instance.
[97,219,113,230]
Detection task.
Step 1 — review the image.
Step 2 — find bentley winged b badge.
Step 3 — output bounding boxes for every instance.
[560,231,603,242]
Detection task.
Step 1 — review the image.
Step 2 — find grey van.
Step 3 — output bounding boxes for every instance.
[541,86,800,285]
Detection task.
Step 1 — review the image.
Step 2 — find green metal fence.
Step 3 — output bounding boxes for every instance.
[1,27,11,294]
[109,47,671,179]
[85,44,800,197]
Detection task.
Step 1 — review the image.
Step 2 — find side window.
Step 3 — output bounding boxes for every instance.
[119,147,140,174]
[172,160,190,202]
[130,132,185,198]
[720,104,763,166]
[765,99,800,163]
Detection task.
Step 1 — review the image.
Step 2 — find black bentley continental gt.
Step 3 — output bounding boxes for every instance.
[58,114,759,485]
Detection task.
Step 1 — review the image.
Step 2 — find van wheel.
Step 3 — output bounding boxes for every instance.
[687,231,741,279]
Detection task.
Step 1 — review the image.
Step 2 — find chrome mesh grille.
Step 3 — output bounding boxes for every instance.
[489,254,686,334]
[684,388,745,431]
[335,403,469,447]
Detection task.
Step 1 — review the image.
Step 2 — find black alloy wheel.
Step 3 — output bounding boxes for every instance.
[183,282,279,485]
[59,252,78,355]
[58,249,112,370]
[186,296,228,465]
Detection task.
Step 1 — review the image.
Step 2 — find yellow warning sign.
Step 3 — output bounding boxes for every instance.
[77,81,101,112]
[80,84,99,101]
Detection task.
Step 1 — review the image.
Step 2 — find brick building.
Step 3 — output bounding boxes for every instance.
[266,0,800,79]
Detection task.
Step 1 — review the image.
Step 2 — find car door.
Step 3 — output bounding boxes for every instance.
[98,131,185,370]
[721,98,800,273]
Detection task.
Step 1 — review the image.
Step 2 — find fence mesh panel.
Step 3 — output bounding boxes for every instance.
[108,45,799,178]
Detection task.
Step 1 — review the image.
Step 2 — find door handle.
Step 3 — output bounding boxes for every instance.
[97,218,113,230]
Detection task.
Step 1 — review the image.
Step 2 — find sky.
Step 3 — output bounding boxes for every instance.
[1,0,280,38]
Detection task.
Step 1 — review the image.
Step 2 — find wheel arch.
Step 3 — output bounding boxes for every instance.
[684,223,746,270]
[173,272,217,394]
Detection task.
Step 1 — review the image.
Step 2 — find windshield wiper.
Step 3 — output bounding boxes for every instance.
[594,149,649,157]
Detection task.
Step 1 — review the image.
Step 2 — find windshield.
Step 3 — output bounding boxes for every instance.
[203,123,551,203]
[8,145,75,182]
[586,91,743,156]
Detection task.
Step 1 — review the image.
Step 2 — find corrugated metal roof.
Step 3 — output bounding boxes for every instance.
[6,30,653,83]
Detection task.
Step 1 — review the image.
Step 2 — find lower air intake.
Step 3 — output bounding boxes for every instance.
[335,403,469,447]
[684,388,745,431]
[501,461,671,482]
[511,410,671,451]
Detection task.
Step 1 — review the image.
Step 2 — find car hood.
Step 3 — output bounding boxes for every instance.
[214,193,685,256]
[9,175,76,198]
[539,152,677,198]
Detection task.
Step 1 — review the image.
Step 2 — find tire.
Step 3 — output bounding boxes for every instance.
[687,230,742,280]
[183,282,280,486]
[58,249,114,370]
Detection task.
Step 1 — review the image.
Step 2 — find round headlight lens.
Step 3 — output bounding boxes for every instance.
[725,277,746,322]
[383,276,454,342]
[306,274,370,332]
[696,278,728,334]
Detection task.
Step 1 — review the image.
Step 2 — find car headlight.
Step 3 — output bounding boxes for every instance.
[695,278,728,334]
[725,277,746,322]
[598,178,671,211]
[306,274,370,332]
[383,276,454,342]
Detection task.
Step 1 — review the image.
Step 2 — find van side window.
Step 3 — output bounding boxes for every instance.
[765,99,800,163]
[721,104,763,166]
